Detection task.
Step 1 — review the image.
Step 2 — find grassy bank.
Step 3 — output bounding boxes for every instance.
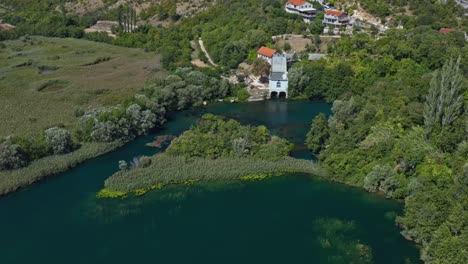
[0,36,164,138]
[101,153,325,197]
[0,141,125,196]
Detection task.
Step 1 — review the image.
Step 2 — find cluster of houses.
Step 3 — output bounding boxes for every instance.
[253,1,350,98]
[284,0,351,28]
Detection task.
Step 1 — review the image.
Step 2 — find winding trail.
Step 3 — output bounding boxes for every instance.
[198,37,218,67]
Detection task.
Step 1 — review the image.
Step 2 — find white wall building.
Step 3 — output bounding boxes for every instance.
[323,9,350,27]
[269,54,288,98]
[285,0,317,22]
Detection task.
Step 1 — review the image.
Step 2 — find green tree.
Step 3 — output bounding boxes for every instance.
[424,57,464,137]
[306,113,329,154]
[363,164,394,192]
[252,58,271,77]
[309,12,325,35]
[45,127,74,154]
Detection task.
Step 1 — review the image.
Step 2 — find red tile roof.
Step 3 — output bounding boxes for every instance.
[257,46,277,58]
[439,28,454,34]
[288,0,306,5]
[325,10,344,17]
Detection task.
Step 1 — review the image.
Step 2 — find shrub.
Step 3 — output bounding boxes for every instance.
[364,164,394,193]
[0,137,26,170]
[45,127,74,154]
[118,160,128,171]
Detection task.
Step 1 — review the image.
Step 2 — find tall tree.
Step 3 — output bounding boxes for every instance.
[117,5,123,32]
[424,57,464,137]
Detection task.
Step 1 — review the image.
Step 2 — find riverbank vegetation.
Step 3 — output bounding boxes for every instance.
[301,35,467,264]
[0,141,124,196]
[102,114,323,194]
[103,154,323,196]
[0,64,238,195]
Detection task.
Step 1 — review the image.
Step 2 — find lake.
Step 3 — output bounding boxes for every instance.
[0,101,420,263]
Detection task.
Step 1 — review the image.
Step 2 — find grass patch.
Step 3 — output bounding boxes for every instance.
[102,153,325,196]
[0,36,165,138]
[81,56,112,66]
[0,141,125,196]
[37,65,60,74]
[36,80,69,92]
[13,60,34,68]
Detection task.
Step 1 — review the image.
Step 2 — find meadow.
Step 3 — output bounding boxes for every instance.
[0,36,165,138]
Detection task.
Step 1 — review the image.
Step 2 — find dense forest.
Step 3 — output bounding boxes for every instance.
[296,4,468,263]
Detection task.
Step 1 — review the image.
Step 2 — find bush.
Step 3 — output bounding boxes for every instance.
[45,127,74,154]
[364,164,394,192]
[0,137,26,170]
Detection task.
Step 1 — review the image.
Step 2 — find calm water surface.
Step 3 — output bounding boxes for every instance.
[0,101,420,263]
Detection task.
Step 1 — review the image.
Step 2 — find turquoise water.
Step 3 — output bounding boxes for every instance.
[0,101,420,263]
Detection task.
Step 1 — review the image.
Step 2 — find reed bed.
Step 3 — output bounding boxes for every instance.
[104,154,326,193]
[0,141,124,196]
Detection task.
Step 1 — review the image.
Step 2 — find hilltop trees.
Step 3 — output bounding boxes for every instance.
[118,5,137,33]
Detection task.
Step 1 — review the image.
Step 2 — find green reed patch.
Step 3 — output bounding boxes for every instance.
[102,154,325,194]
[0,141,125,196]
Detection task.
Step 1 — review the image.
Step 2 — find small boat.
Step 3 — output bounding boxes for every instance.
[230,98,235,103]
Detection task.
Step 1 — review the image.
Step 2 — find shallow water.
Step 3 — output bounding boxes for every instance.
[0,101,420,263]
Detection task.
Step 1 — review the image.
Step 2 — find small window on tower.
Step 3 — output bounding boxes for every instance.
[277,81,281,88]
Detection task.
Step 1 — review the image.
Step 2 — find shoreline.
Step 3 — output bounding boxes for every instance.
[0,141,126,197]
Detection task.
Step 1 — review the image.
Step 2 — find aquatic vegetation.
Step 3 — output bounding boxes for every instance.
[102,154,324,194]
[96,188,127,199]
[239,174,272,181]
[313,218,373,263]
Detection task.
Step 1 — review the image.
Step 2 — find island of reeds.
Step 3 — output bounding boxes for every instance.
[100,114,324,197]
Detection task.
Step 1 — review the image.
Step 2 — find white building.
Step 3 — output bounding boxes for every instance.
[269,54,288,98]
[323,9,350,27]
[285,0,317,22]
[257,46,277,64]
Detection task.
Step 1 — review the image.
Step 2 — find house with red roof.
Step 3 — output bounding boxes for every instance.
[439,28,455,34]
[285,0,317,22]
[439,27,468,40]
[323,9,350,27]
[257,46,277,64]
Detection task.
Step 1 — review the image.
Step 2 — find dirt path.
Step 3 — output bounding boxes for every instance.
[198,37,218,67]
[190,40,210,68]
